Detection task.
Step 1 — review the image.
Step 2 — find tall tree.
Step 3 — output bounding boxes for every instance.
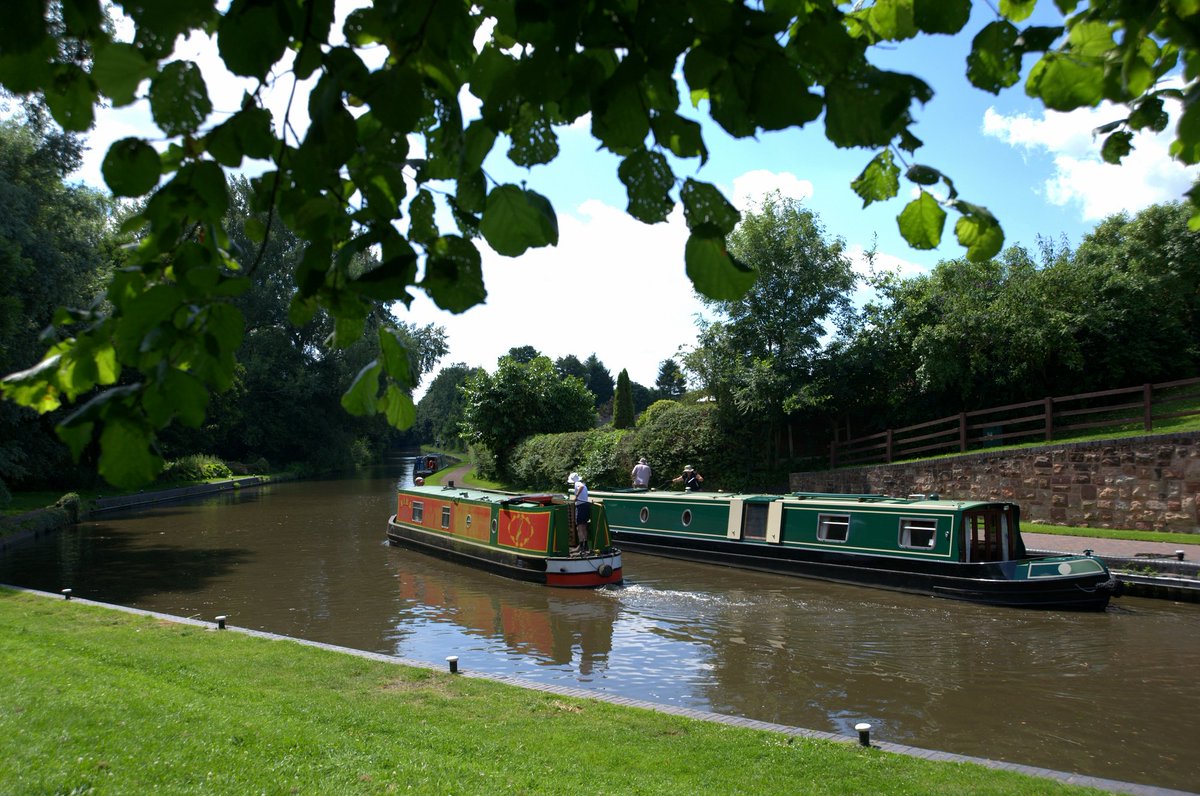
[413,363,477,450]
[506,345,541,364]
[554,354,588,382]
[613,369,634,429]
[654,359,686,400]
[583,354,614,408]
[4,1,1197,485]
[460,355,595,476]
[687,193,855,462]
[0,106,116,489]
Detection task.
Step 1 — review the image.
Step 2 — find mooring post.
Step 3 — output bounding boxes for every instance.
[855,722,872,747]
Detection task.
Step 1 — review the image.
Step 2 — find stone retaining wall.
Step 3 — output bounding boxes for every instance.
[789,432,1200,534]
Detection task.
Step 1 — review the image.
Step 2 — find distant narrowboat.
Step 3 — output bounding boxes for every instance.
[591,490,1121,609]
[414,454,441,477]
[387,483,622,588]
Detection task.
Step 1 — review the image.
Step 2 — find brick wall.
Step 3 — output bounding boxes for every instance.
[788,432,1200,534]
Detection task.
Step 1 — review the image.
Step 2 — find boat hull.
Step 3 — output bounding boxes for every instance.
[387,515,622,588]
[597,491,1117,610]
[611,531,1115,608]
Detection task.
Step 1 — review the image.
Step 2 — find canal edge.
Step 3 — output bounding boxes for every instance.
[5,585,1192,796]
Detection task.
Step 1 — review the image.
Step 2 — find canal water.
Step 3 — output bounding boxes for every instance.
[2,460,1198,792]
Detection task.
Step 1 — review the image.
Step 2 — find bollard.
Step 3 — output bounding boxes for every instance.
[446,655,459,674]
[216,615,227,630]
[61,588,72,600]
[855,722,872,747]
[1176,550,1186,561]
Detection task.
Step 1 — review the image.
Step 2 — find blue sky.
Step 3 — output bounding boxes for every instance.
[64,3,1199,397]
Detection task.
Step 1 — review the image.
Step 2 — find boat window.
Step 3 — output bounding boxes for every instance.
[639,507,649,523]
[411,501,424,523]
[681,509,693,527]
[899,517,937,549]
[817,514,850,542]
[743,504,768,540]
[441,506,451,529]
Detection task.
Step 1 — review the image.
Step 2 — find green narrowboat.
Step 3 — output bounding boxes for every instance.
[591,490,1121,609]
[387,483,622,588]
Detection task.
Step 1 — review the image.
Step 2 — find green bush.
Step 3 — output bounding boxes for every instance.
[0,478,10,509]
[160,454,233,483]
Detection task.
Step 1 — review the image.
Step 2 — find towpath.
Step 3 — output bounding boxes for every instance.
[1023,530,1200,564]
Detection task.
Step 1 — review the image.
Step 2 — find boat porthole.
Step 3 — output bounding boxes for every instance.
[681,509,693,527]
[639,507,649,523]
[465,515,472,528]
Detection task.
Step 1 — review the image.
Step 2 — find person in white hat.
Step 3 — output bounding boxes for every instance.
[672,465,704,491]
[567,472,590,554]
[631,457,651,489]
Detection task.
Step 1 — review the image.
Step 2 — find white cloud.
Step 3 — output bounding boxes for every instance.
[728,169,814,211]
[406,198,704,396]
[982,104,1198,221]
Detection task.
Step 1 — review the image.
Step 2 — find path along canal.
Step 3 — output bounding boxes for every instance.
[1,460,1197,792]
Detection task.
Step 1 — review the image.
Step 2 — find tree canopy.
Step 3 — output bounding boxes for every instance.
[2,0,1198,485]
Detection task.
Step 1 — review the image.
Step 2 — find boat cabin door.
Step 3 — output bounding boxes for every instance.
[960,507,1017,563]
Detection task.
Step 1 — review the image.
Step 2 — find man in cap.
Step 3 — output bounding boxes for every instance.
[672,465,704,491]
[631,457,651,489]
[567,472,590,554]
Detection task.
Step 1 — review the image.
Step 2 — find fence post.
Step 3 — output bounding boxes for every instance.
[886,429,893,463]
[958,413,967,452]
[1144,383,1153,432]
[1044,396,1053,441]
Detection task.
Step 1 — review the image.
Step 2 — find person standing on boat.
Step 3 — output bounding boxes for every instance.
[673,465,704,491]
[631,457,651,489]
[567,472,590,554]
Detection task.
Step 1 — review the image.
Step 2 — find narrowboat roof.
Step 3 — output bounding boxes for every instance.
[591,489,1011,513]
[399,483,565,506]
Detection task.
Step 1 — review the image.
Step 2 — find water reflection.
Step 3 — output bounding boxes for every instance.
[1,461,1198,791]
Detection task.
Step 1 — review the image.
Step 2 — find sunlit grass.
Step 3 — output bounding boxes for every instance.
[0,589,1107,796]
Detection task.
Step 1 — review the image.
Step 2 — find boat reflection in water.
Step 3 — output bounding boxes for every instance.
[387,550,619,677]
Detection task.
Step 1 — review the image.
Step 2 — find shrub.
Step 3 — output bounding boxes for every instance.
[0,478,10,509]
[160,454,233,483]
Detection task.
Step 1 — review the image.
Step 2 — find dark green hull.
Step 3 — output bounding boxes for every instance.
[594,491,1120,610]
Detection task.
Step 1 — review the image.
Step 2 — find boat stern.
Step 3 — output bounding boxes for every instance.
[544,550,623,587]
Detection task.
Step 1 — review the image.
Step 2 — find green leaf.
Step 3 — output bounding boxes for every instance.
[150,60,213,136]
[1101,130,1134,164]
[650,112,708,164]
[509,103,559,166]
[851,150,900,207]
[480,185,558,257]
[378,329,413,388]
[102,138,161,197]
[592,80,650,153]
[905,164,942,186]
[99,414,163,488]
[913,0,970,34]
[383,384,416,429]
[341,361,382,416]
[824,70,933,148]
[680,179,739,236]
[685,233,756,301]
[143,368,209,428]
[218,0,291,80]
[967,21,1021,94]
[856,0,918,42]
[62,0,105,37]
[352,239,418,301]
[44,64,96,132]
[1128,96,1168,133]
[897,191,946,250]
[1000,0,1038,22]
[0,0,47,55]
[1,354,63,414]
[364,66,425,133]
[750,57,822,131]
[618,149,675,224]
[92,42,153,106]
[409,190,438,246]
[422,236,485,313]
[953,202,1004,261]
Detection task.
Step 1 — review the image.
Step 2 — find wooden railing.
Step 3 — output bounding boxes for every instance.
[828,377,1200,468]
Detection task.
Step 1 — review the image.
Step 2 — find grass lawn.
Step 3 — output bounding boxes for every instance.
[0,589,1107,795]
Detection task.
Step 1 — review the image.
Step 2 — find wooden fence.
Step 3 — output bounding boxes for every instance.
[829,377,1200,468]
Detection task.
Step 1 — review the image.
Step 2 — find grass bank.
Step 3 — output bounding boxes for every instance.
[0,589,1104,795]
